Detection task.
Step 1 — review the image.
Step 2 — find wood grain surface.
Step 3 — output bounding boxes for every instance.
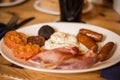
[0,0,120,80]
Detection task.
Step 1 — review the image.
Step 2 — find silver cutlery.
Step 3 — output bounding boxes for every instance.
[0,16,35,40]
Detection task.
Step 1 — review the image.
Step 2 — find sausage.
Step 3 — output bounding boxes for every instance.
[77,33,98,52]
[27,35,45,47]
[98,42,114,61]
[79,28,103,42]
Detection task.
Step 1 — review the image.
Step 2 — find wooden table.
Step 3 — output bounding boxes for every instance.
[0,0,120,80]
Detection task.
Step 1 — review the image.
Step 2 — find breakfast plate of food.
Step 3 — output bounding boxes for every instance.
[0,22,120,73]
[33,0,93,15]
[0,0,25,7]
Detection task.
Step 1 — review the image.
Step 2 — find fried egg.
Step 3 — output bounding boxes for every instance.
[44,32,79,49]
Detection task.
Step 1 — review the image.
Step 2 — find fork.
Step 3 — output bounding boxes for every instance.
[0,15,19,40]
[7,15,19,29]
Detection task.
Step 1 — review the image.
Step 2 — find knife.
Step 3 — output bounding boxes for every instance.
[13,16,35,29]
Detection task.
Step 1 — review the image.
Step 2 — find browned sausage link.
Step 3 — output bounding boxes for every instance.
[79,28,103,42]
[27,35,45,47]
[77,33,98,52]
[98,42,114,61]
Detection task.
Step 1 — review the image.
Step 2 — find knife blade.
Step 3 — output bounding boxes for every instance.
[13,16,35,29]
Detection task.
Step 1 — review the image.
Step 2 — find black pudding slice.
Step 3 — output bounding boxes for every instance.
[38,25,55,40]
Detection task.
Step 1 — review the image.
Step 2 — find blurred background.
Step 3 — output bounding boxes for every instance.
[0,0,120,33]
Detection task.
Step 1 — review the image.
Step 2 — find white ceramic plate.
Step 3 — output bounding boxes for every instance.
[33,0,93,15]
[0,22,120,73]
[0,0,25,7]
